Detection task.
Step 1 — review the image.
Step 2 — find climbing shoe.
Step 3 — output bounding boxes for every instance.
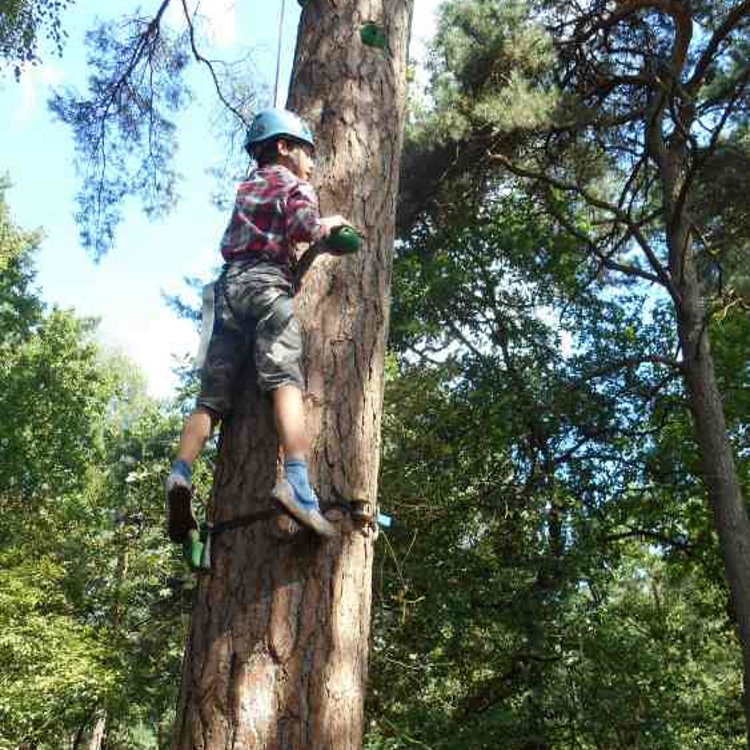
[166,462,198,543]
[272,479,339,539]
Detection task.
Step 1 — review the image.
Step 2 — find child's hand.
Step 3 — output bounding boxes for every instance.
[318,215,353,235]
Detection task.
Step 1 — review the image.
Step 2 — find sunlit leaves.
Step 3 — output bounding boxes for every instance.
[0,190,189,749]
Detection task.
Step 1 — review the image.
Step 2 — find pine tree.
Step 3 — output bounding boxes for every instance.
[169,3,414,748]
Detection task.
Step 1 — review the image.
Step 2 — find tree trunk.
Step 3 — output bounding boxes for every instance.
[170,3,412,749]
[662,136,750,735]
[656,122,750,738]
[87,712,107,750]
[676,241,750,739]
[71,718,88,750]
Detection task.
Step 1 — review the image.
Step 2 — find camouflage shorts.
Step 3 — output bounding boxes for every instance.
[196,260,303,417]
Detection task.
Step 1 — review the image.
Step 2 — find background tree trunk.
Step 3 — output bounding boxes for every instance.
[170,2,413,749]
[86,712,106,750]
[676,236,750,737]
[658,127,750,733]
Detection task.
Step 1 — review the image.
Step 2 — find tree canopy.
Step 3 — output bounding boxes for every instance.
[0,0,74,79]
[0,1,748,747]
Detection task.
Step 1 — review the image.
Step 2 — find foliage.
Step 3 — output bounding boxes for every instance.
[366,148,747,746]
[48,6,191,259]
[407,0,750,324]
[0,0,73,79]
[370,357,746,748]
[372,2,750,743]
[48,0,263,258]
[0,555,114,750]
[0,308,115,499]
[1,1,749,748]
[0,177,43,330]
[0,186,198,750]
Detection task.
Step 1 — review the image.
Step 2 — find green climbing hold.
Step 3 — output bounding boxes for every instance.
[183,528,205,570]
[328,226,362,255]
[361,22,387,49]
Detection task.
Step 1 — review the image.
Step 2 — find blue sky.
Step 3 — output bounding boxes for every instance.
[0,0,439,399]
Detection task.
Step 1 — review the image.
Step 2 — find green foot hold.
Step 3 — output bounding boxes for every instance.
[182,528,211,571]
[361,23,387,50]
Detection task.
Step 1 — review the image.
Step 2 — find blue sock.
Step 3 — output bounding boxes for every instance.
[171,459,192,482]
[284,459,316,507]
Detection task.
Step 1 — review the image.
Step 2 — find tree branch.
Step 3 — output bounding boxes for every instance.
[603,527,693,553]
[111,0,172,104]
[179,0,248,126]
[576,355,685,383]
[688,0,750,93]
[546,197,662,285]
[547,106,648,136]
[573,0,691,42]
[490,151,680,298]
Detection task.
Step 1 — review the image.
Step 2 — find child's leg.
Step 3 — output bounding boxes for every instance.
[272,384,315,501]
[272,384,307,459]
[167,409,218,543]
[166,267,245,543]
[270,385,337,538]
[176,406,217,465]
[248,277,337,536]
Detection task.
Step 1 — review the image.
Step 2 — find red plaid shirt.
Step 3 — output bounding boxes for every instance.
[219,164,327,266]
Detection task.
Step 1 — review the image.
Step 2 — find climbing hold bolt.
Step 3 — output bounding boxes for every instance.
[378,513,393,529]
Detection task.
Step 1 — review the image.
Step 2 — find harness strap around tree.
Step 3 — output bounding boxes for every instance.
[184,500,369,572]
[208,500,351,537]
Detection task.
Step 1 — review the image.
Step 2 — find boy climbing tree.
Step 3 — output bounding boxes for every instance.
[168,2,414,748]
[166,107,354,540]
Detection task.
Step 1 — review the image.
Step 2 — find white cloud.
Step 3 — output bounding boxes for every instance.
[167,0,237,48]
[409,0,442,89]
[98,303,199,400]
[202,0,237,47]
[411,0,441,62]
[14,64,64,122]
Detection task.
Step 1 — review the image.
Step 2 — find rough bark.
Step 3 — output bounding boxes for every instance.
[170,2,412,749]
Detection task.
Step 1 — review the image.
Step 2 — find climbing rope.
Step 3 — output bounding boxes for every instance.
[274,0,286,107]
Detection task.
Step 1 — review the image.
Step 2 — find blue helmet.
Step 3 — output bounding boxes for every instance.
[244,108,315,156]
